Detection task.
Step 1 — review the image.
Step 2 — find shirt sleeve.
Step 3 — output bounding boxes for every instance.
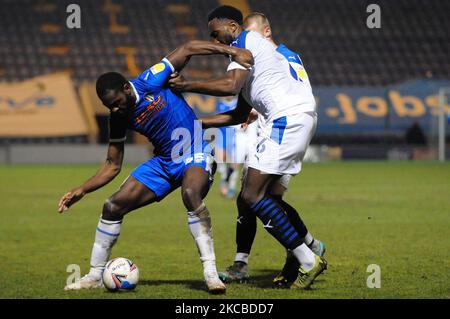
[137,58,175,92]
[108,113,128,143]
[228,31,261,72]
[227,61,249,72]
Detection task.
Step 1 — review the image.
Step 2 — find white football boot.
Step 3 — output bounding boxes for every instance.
[204,270,226,294]
[64,273,103,290]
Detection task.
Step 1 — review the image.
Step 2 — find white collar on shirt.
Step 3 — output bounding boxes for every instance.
[129,81,140,104]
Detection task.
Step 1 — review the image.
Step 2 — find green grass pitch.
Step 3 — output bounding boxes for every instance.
[0,161,449,299]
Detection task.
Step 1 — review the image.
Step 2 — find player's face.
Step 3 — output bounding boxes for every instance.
[208,19,237,45]
[101,85,135,116]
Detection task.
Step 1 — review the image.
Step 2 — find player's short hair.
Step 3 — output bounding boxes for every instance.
[96,72,128,98]
[207,5,243,25]
[245,12,271,28]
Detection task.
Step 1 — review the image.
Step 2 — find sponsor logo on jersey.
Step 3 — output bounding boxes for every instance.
[290,62,308,81]
[150,63,166,75]
[135,95,166,127]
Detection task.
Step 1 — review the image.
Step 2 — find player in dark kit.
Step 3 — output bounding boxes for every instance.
[58,40,253,294]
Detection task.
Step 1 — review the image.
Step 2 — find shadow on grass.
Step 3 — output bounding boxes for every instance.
[140,279,207,292]
[140,269,278,291]
[140,269,327,291]
[244,269,279,288]
[228,268,328,289]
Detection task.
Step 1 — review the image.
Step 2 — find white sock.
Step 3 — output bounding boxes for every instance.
[187,203,217,275]
[89,218,122,278]
[218,163,228,183]
[292,243,316,271]
[304,232,314,246]
[304,232,321,254]
[228,169,240,191]
[234,252,249,264]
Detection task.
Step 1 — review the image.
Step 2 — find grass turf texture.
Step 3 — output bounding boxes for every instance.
[0,162,449,299]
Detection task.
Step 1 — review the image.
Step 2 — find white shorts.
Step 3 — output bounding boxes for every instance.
[247,111,317,176]
[223,122,258,164]
[241,164,292,190]
[233,130,250,164]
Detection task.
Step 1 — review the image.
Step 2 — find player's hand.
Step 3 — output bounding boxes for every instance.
[241,109,258,130]
[58,187,85,213]
[168,72,187,92]
[232,49,254,69]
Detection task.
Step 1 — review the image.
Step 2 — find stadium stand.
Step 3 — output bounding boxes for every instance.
[0,0,448,85]
[248,0,449,86]
[0,0,229,83]
[0,0,448,157]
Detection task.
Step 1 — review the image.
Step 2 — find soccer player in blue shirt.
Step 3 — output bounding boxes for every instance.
[58,40,253,294]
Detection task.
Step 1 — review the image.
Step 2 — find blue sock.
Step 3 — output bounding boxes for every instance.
[250,196,303,250]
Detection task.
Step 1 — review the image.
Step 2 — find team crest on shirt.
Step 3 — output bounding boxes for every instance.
[150,63,165,75]
[145,94,155,103]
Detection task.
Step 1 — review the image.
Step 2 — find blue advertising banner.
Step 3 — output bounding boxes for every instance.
[185,79,450,135]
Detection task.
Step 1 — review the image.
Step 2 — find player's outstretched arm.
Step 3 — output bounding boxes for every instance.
[201,93,252,128]
[58,142,124,213]
[168,68,249,96]
[165,40,254,72]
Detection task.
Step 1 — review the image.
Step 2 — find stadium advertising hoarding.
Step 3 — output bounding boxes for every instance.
[0,76,448,139]
[0,73,88,137]
[187,78,450,135]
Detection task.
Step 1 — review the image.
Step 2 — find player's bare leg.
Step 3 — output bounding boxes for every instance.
[65,176,156,290]
[181,164,226,294]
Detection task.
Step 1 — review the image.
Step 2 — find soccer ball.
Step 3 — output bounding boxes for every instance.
[102,257,139,292]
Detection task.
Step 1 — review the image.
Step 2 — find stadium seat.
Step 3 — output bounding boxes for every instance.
[0,0,448,145]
